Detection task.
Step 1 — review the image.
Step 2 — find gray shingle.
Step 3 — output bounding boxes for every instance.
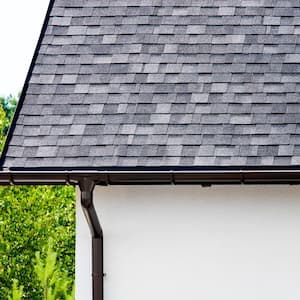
[3,0,300,169]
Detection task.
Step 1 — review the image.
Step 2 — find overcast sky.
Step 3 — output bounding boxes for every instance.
[0,0,49,97]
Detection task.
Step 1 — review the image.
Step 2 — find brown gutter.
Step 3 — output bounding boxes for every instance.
[1,169,300,185]
[1,168,300,300]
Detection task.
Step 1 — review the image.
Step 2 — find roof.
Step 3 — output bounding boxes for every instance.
[2,0,300,170]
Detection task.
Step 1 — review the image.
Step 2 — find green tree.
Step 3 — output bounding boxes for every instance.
[0,102,10,150]
[0,185,76,299]
[34,238,75,300]
[0,96,17,149]
[8,279,23,300]
[0,95,17,123]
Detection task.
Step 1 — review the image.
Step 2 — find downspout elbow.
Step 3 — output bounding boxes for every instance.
[79,178,103,239]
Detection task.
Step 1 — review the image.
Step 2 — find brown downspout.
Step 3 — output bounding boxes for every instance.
[79,177,103,300]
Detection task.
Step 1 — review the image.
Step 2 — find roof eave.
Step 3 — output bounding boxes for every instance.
[1,168,300,186]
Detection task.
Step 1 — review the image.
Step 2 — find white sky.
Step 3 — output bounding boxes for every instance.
[0,0,50,97]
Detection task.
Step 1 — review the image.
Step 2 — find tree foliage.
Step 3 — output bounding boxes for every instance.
[34,238,75,300]
[0,96,17,123]
[0,96,75,299]
[0,96,17,150]
[0,185,75,299]
[8,280,23,300]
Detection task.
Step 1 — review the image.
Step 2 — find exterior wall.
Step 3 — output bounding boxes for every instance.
[75,186,92,300]
[76,185,300,300]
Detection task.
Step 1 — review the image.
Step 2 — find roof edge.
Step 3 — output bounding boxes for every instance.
[5,165,300,172]
[1,168,300,186]
[0,0,55,168]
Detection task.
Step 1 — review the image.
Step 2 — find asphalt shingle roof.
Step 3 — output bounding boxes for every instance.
[2,0,300,169]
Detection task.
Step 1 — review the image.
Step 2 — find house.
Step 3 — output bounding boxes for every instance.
[2,0,300,299]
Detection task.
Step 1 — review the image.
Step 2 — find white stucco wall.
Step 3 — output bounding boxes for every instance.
[76,185,300,300]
